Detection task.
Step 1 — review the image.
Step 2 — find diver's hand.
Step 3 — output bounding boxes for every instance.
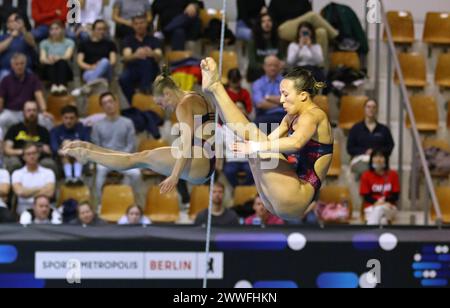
[159,176,179,194]
[200,57,221,92]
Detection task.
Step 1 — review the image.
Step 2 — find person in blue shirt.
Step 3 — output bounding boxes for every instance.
[252,55,286,134]
[0,12,36,81]
[50,105,90,185]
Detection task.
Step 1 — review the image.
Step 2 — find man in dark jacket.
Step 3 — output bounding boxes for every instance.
[50,105,90,185]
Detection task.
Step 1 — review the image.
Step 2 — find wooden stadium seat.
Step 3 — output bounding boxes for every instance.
[327,143,341,177]
[313,95,330,116]
[423,12,450,45]
[233,186,258,206]
[431,187,450,224]
[318,186,353,222]
[199,8,224,31]
[57,184,91,207]
[435,53,450,88]
[395,52,427,88]
[330,51,361,71]
[383,11,415,44]
[406,95,439,133]
[47,95,76,124]
[189,185,210,220]
[338,95,368,131]
[145,186,179,223]
[210,50,239,84]
[132,93,165,119]
[423,138,450,152]
[448,103,450,129]
[165,50,193,64]
[86,94,103,116]
[100,185,135,222]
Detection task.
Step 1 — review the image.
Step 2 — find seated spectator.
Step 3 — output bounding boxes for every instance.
[287,22,325,82]
[12,143,55,215]
[119,14,162,104]
[113,0,152,42]
[247,14,285,82]
[39,20,75,95]
[347,99,394,179]
[225,69,252,115]
[269,0,312,26]
[77,20,117,85]
[0,53,52,132]
[0,12,36,81]
[0,1,31,34]
[31,0,68,41]
[76,0,109,41]
[195,182,239,226]
[0,168,10,209]
[360,150,399,226]
[252,56,285,134]
[70,202,107,226]
[152,0,201,51]
[245,195,284,225]
[92,92,140,199]
[118,205,151,225]
[50,105,90,185]
[0,204,14,223]
[235,0,266,42]
[19,195,61,225]
[4,101,56,174]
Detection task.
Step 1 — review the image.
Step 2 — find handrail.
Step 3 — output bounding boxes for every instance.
[380,0,443,225]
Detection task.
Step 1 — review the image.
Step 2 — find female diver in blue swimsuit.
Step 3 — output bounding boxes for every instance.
[201,57,334,220]
[63,68,216,195]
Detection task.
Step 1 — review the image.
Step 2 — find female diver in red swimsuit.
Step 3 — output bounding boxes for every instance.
[201,57,334,220]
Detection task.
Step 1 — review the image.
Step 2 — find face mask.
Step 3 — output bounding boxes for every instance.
[372,163,386,171]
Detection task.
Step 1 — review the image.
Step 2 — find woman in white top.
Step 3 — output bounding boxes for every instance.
[287,22,325,82]
[118,205,151,225]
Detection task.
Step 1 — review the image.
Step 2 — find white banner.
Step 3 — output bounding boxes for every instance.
[35,252,223,280]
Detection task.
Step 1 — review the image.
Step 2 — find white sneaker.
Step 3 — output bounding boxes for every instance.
[71,88,82,97]
[50,84,59,94]
[58,85,68,95]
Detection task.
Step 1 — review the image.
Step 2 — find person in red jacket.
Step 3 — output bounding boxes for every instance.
[31,0,68,41]
[225,68,252,114]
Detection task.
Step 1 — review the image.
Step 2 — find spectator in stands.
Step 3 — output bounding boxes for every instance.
[195,182,239,226]
[0,1,31,34]
[252,55,285,134]
[50,105,90,185]
[77,19,117,85]
[19,195,61,225]
[287,22,325,82]
[347,99,395,178]
[0,53,52,132]
[31,0,68,41]
[119,14,162,104]
[70,202,107,226]
[245,195,284,225]
[0,205,14,223]
[4,101,56,174]
[92,92,140,199]
[12,143,55,215]
[152,0,201,51]
[268,0,312,26]
[113,0,152,42]
[360,150,399,226]
[225,68,252,115]
[0,12,36,81]
[235,0,266,41]
[247,14,285,82]
[76,0,109,41]
[0,168,10,210]
[118,205,151,225]
[39,20,75,95]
